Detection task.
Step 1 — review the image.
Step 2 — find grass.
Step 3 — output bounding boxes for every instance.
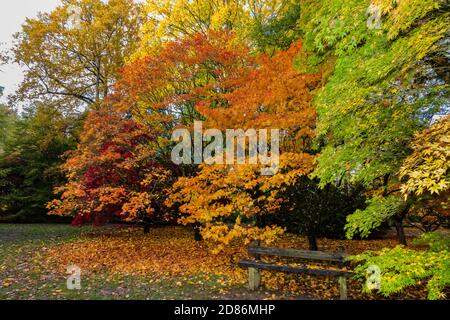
[0,224,429,300]
[0,224,223,300]
[0,224,283,300]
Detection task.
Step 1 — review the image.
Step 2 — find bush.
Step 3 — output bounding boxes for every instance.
[349,232,450,300]
[264,178,366,249]
[413,232,450,252]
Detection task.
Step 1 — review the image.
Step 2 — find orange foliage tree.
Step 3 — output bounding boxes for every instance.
[47,105,172,229]
[168,154,316,252]
[197,40,319,137]
[113,30,253,126]
[48,31,323,247]
[167,39,323,250]
[48,31,251,228]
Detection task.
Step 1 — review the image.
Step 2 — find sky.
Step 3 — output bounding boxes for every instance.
[0,0,61,103]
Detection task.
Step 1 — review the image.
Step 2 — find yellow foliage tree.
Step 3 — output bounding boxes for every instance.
[398,115,450,229]
[167,153,316,253]
[136,0,298,56]
[13,0,143,110]
[400,115,450,197]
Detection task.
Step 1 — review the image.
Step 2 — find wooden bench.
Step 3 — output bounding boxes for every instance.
[238,244,353,300]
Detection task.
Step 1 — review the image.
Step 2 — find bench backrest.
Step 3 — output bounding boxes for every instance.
[249,245,347,263]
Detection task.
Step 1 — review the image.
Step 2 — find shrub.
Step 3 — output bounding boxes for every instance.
[349,232,450,300]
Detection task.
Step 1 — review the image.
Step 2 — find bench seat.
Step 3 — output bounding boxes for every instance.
[238,259,353,278]
[238,244,354,300]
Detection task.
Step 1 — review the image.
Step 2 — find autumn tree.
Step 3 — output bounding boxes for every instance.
[12,0,143,111]
[399,115,450,231]
[303,0,449,244]
[196,39,319,135]
[48,30,252,231]
[116,30,252,124]
[168,154,315,252]
[102,31,327,248]
[113,29,255,171]
[167,38,328,250]
[0,44,8,66]
[47,105,172,229]
[400,115,450,197]
[136,0,301,56]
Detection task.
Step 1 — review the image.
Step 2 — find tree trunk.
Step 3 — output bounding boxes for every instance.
[143,224,151,234]
[394,204,410,246]
[95,56,101,103]
[394,220,407,246]
[193,223,203,241]
[307,234,318,251]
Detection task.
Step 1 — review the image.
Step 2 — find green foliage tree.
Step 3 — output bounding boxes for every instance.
[249,0,302,53]
[0,105,17,154]
[300,0,450,243]
[345,195,408,240]
[0,105,79,222]
[400,115,449,197]
[399,115,450,232]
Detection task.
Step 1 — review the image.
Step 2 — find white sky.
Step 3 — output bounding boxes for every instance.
[0,0,61,103]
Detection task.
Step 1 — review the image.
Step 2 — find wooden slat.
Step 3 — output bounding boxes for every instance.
[249,246,347,262]
[238,260,353,278]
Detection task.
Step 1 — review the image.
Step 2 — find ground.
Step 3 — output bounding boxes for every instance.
[0,224,428,300]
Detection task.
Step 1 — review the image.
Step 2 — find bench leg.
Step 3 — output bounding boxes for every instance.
[248,267,261,291]
[338,276,347,300]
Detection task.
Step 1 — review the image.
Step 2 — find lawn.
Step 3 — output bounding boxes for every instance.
[0,224,427,300]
